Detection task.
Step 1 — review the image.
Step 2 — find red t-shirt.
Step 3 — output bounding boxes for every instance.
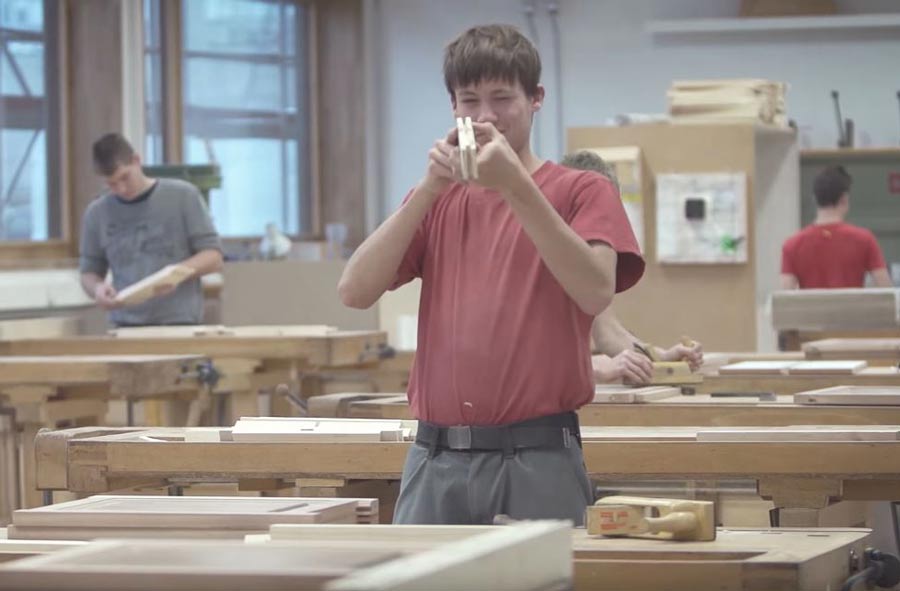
[390,161,644,426]
[781,222,887,288]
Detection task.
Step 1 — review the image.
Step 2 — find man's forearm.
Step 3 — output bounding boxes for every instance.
[338,186,439,309]
[592,309,638,356]
[503,175,616,315]
[80,272,104,299]
[181,249,224,278]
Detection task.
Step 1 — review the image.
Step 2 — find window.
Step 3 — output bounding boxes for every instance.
[142,0,312,238]
[0,0,60,241]
[143,0,164,165]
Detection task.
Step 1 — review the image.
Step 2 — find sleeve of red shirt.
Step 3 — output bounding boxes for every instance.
[864,230,887,271]
[388,188,427,291]
[781,239,796,275]
[568,172,645,293]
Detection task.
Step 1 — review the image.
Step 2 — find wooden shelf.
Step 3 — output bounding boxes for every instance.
[647,14,900,36]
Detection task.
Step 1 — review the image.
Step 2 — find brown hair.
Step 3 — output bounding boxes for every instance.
[813,165,852,207]
[92,133,135,176]
[443,24,541,100]
[560,150,620,192]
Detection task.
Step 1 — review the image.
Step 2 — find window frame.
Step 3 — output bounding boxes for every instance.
[0,0,68,258]
[145,0,319,240]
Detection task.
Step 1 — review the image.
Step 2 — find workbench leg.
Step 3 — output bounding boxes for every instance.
[18,423,43,508]
[772,507,821,527]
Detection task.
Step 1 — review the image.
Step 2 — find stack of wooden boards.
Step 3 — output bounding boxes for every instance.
[667,79,787,126]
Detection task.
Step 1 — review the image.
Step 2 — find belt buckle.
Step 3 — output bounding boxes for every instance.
[446,426,473,450]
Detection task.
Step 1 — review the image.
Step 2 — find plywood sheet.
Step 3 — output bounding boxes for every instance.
[0,539,397,590]
[794,386,900,406]
[11,495,359,530]
[110,325,337,339]
[231,417,411,443]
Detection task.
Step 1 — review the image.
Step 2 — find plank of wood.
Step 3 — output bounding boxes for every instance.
[718,361,799,375]
[592,386,681,404]
[794,386,900,406]
[803,338,900,360]
[114,264,194,306]
[785,360,867,375]
[11,495,360,530]
[696,426,900,442]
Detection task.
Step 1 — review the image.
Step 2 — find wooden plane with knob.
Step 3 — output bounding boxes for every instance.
[586,496,715,542]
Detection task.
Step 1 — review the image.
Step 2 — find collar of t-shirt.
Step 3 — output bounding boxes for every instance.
[115,180,158,205]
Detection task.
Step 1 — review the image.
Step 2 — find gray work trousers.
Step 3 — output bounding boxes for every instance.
[392,442,594,525]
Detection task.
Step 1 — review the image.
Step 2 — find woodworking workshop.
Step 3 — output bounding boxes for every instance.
[3,0,900,589]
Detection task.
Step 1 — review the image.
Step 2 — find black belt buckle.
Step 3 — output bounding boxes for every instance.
[446,426,473,450]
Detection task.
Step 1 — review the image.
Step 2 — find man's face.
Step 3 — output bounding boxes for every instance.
[452,78,543,155]
[104,156,144,199]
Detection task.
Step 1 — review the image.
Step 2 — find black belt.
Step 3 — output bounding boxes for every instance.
[415,411,582,457]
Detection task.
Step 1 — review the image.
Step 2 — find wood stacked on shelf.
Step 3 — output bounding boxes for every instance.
[667,79,787,126]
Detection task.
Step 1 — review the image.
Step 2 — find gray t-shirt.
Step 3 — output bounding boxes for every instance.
[79,178,222,326]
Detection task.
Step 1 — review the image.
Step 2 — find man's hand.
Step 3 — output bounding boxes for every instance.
[469,122,528,192]
[93,283,121,310]
[419,126,461,197]
[592,350,655,385]
[658,341,704,371]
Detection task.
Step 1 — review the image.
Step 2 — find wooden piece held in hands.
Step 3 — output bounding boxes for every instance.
[114,264,194,306]
[456,116,478,181]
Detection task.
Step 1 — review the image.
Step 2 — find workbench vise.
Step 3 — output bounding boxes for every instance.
[586,496,716,542]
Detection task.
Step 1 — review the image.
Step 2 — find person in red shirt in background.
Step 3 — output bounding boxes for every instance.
[781,165,892,289]
[339,24,644,525]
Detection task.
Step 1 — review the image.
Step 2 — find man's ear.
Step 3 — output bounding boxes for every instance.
[531,84,545,113]
[450,93,458,116]
[131,153,142,167]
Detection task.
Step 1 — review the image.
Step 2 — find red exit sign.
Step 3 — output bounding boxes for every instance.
[891,172,900,194]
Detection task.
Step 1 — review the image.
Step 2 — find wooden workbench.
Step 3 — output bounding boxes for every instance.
[697,366,900,395]
[804,338,900,364]
[0,354,207,514]
[310,389,900,427]
[35,424,900,528]
[0,326,389,421]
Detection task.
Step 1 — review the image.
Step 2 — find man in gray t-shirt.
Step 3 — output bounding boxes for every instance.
[79,133,223,327]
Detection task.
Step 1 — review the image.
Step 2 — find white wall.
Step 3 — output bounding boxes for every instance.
[372,0,900,215]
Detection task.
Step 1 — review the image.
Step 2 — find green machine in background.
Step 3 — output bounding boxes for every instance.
[800,148,900,282]
[142,164,222,204]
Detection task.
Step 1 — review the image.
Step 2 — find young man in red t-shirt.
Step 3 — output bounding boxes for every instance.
[781,165,892,289]
[339,24,644,525]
